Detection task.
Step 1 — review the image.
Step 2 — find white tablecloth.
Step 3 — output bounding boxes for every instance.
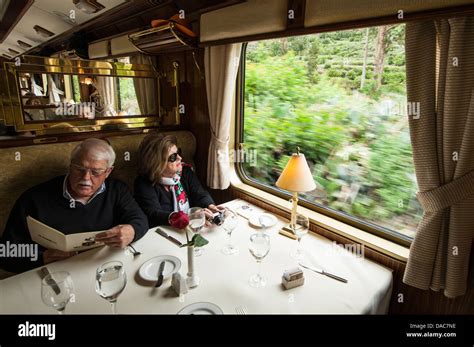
[0,199,393,314]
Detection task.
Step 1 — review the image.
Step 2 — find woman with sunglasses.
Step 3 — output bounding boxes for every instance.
[134,133,224,227]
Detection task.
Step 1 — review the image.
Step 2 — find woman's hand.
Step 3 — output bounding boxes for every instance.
[204,204,225,226]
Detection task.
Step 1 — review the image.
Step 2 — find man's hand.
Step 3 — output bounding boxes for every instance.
[95,224,135,248]
[43,249,77,265]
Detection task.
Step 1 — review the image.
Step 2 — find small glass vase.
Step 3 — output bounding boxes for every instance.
[186,245,200,288]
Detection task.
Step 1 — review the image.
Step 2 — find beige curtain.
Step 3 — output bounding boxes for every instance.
[95,76,117,117]
[205,43,242,189]
[47,75,64,104]
[404,17,474,298]
[130,54,157,115]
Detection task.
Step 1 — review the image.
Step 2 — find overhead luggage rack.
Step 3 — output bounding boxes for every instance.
[128,22,197,55]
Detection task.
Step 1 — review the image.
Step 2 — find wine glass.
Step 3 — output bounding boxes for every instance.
[290,213,309,261]
[188,207,205,257]
[248,233,271,288]
[259,214,273,233]
[95,261,127,314]
[221,208,239,255]
[41,271,75,314]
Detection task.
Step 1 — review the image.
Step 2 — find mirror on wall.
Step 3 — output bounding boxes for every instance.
[2,55,161,135]
[18,73,158,122]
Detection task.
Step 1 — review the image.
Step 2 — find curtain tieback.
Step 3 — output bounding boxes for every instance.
[417,169,474,212]
[210,131,229,146]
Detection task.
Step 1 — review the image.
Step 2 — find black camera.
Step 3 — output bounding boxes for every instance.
[210,211,225,226]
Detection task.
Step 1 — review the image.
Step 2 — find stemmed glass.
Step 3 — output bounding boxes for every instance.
[95,261,127,314]
[41,271,75,314]
[290,213,309,261]
[259,214,273,232]
[248,233,271,288]
[188,207,205,257]
[221,208,239,255]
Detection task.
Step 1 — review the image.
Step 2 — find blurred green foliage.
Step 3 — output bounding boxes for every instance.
[118,77,140,115]
[242,26,422,237]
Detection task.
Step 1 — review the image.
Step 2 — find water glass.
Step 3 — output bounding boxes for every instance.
[248,233,271,288]
[221,208,239,255]
[290,213,309,261]
[188,207,205,257]
[95,261,127,314]
[41,271,74,314]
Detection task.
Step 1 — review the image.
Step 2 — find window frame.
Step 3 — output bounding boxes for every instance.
[235,41,413,248]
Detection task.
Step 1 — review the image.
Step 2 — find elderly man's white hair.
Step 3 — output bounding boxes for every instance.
[70,138,116,167]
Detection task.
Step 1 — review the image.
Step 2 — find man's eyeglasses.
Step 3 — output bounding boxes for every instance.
[168,148,182,163]
[70,163,108,177]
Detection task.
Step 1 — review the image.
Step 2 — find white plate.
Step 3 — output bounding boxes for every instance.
[177,302,224,315]
[139,255,181,281]
[248,213,278,228]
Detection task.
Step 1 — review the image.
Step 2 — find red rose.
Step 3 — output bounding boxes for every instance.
[169,211,190,229]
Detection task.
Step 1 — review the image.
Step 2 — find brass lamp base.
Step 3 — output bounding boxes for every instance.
[278,191,299,240]
[279,225,298,240]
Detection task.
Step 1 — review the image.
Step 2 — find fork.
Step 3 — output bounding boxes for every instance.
[128,244,142,257]
[235,306,247,315]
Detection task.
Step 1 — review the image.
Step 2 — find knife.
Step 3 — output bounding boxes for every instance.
[39,267,61,294]
[155,261,166,287]
[155,228,183,247]
[299,263,348,283]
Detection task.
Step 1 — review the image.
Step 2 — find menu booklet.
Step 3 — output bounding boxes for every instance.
[27,216,105,252]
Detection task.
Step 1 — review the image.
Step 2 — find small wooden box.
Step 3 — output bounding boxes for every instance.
[282,276,305,289]
[281,267,305,289]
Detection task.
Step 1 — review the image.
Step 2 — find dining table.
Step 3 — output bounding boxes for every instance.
[0,199,393,315]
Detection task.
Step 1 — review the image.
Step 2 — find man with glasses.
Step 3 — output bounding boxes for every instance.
[0,138,149,273]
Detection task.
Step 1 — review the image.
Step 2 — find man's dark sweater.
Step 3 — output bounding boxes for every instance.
[0,176,149,273]
[134,165,214,227]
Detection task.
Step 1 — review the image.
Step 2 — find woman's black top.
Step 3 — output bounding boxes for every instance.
[134,166,214,227]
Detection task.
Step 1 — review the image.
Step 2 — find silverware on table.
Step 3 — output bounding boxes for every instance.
[298,263,348,283]
[155,228,184,247]
[39,267,61,294]
[128,244,141,257]
[236,204,254,220]
[155,261,166,288]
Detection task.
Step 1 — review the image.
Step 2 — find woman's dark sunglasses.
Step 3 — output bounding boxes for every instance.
[168,148,182,162]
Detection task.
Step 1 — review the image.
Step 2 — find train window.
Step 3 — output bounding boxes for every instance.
[240,24,422,242]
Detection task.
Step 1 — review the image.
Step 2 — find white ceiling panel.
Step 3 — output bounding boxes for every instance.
[0,0,127,59]
[34,0,126,25]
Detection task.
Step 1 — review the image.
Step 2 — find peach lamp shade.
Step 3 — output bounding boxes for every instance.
[276,153,316,192]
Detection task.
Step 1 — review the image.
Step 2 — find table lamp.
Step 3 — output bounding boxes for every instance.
[276,147,316,235]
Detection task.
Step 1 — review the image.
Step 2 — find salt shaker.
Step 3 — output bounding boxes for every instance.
[171,272,188,295]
